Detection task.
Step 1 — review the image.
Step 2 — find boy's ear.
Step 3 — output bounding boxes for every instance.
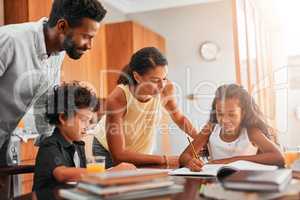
[58,113,67,125]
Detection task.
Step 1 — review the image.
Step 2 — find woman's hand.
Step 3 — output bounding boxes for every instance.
[186,158,204,172]
[166,156,179,167]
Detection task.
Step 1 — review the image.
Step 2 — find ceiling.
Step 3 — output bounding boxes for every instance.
[101,0,223,14]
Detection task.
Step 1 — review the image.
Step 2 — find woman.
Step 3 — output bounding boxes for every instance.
[93,47,198,168]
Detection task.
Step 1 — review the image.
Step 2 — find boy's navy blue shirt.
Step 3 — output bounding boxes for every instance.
[33,128,86,191]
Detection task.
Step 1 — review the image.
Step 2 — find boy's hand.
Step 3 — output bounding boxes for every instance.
[108,162,136,172]
[186,158,204,172]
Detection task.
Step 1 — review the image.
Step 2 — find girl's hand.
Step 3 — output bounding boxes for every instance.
[186,158,204,172]
[208,160,223,164]
[208,158,235,165]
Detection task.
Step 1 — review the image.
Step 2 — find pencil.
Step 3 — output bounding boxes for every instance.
[187,136,200,160]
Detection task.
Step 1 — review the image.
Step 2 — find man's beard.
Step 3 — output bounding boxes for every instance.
[63,36,83,60]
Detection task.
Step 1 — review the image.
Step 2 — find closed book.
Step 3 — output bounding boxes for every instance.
[59,188,98,200]
[201,180,300,200]
[221,169,292,192]
[81,169,169,186]
[59,185,184,200]
[77,178,174,196]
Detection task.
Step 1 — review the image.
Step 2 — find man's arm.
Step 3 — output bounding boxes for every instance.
[33,62,62,145]
[0,34,14,77]
[33,91,55,145]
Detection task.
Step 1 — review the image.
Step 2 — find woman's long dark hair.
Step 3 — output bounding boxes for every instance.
[209,84,273,139]
[117,47,168,85]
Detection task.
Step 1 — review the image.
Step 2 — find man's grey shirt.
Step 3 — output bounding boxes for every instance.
[0,18,65,147]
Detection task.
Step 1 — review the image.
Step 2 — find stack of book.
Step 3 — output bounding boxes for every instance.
[220,169,292,192]
[59,169,183,200]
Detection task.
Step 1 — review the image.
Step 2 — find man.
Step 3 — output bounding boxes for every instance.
[0,0,107,166]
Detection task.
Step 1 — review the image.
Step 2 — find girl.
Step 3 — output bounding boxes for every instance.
[93,47,199,168]
[179,84,285,171]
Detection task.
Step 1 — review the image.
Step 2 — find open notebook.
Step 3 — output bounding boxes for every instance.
[169,160,278,177]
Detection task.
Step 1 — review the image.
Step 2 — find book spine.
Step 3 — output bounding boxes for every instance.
[77,183,103,195]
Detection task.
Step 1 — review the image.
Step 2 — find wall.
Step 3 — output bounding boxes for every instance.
[275,2,300,147]
[101,1,128,23]
[274,55,300,147]
[286,56,300,146]
[251,0,289,146]
[128,0,236,154]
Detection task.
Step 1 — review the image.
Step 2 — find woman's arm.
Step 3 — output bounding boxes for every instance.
[210,128,285,167]
[106,87,176,166]
[161,81,198,139]
[179,123,213,168]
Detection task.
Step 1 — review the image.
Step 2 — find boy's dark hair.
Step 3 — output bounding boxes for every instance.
[46,82,99,125]
[48,0,107,28]
[117,47,168,85]
[209,84,273,140]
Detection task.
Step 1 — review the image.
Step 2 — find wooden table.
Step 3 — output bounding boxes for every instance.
[0,165,35,200]
[13,166,300,200]
[13,177,214,200]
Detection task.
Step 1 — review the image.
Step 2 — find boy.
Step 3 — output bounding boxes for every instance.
[33,83,135,190]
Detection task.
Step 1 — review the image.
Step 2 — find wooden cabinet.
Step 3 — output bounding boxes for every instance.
[20,139,38,194]
[4,0,52,24]
[105,21,166,93]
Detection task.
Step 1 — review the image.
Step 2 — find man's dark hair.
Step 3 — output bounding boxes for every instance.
[48,0,107,28]
[46,82,99,125]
